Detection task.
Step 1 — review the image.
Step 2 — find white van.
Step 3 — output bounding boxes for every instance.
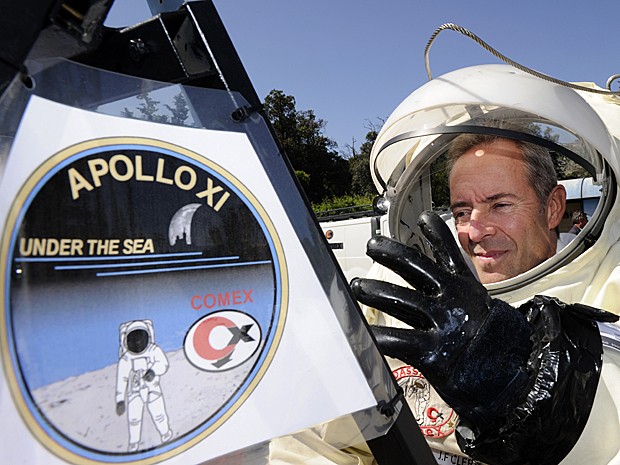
[319,213,388,282]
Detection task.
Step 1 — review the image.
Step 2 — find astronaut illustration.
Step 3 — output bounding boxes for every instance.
[399,377,429,424]
[115,319,173,452]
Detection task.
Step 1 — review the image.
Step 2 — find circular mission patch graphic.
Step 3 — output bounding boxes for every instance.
[0,137,288,464]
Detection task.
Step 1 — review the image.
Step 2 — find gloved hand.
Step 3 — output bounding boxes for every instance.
[116,400,125,416]
[144,369,155,382]
[351,210,617,465]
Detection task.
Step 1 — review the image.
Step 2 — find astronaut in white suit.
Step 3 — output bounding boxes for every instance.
[356,64,620,465]
[115,319,173,452]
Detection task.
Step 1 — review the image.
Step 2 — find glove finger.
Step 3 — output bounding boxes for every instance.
[371,325,429,366]
[351,277,435,330]
[365,235,442,295]
[417,210,472,277]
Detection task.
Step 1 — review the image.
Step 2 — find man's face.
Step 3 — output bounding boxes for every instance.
[449,139,563,284]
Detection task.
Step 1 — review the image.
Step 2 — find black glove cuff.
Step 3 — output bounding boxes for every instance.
[456,295,607,465]
[446,298,532,426]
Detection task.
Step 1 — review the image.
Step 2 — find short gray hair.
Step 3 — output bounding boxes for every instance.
[447,122,558,211]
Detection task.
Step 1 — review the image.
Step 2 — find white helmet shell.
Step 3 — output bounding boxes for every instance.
[371,64,620,302]
[372,64,618,192]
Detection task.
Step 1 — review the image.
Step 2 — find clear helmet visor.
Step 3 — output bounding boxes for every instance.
[372,100,616,293]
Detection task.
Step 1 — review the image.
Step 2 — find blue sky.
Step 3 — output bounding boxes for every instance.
[106,1,618,154]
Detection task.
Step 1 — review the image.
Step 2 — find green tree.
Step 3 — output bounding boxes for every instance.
[430,155,451,209]
[347,124,380,197]
[135,93,169,123]
[312,125,382,215]
[552,152,590,180]
[312,193,375,216]
[165,92,191,126]
[528,123,588,179]
[264,90,350,203]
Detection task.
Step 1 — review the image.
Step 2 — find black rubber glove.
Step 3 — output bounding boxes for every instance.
[351,210,617,465]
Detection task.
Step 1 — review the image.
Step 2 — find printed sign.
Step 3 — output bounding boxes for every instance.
[0,96,378,465]
[1,133,287,462]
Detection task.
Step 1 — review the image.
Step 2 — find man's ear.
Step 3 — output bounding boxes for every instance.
[547,184,567,230]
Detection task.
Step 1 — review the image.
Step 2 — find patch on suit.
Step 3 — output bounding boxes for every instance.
[393,365,457,438]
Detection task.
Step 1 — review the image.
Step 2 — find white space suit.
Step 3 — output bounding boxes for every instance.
[116,319,172,452]
[363,64,620,465]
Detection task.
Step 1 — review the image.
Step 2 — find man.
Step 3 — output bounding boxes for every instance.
[568,210,588,235]
[447,131,566,284]
[270,131,610,465]
[352,59,620,464]
[354,131,616,465]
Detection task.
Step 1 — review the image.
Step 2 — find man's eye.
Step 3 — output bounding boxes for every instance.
[494,203,511,210]
[453,211,470,222]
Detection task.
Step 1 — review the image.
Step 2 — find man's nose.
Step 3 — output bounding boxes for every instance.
[467,211,494,242]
